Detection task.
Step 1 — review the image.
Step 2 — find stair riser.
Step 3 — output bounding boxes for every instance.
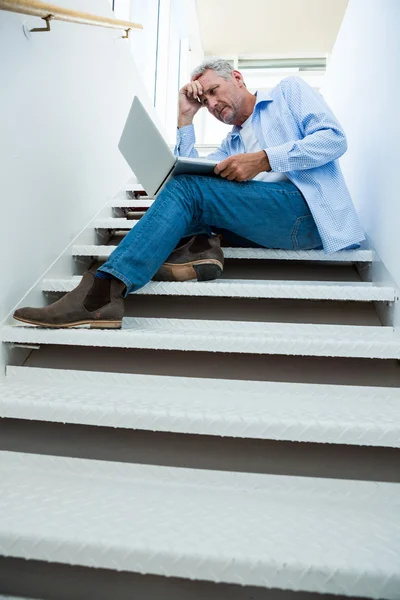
[1,408,398,447]
[2,420,400,482]
[0,555,370,600]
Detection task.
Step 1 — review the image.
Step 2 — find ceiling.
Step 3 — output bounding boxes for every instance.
[195,0,349,58]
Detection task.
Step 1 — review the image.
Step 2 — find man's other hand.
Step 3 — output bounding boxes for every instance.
[178,80,204,128]
[214,151,271,182]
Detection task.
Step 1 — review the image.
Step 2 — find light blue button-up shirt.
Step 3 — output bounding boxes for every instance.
[175,76,365,253]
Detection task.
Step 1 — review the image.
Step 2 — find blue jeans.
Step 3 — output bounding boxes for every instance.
[100,175,322,296]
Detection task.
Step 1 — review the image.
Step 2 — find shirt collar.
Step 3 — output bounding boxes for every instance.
[231,90,273,138]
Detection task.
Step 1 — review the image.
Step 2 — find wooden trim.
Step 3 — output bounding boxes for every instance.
[0,0,143,31]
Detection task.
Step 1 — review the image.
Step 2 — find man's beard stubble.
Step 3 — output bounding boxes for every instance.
[219,104,238,125]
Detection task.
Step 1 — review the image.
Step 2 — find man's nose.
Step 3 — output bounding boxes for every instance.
[208,98,218,112]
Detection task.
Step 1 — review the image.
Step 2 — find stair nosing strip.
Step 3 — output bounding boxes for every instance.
[41,277,396,301]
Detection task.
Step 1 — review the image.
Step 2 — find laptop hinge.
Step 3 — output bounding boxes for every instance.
[153,161,177,197]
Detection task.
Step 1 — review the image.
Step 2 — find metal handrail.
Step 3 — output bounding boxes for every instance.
[0,0,143,35]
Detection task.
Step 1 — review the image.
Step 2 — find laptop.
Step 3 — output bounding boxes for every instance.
[119,96,219,197]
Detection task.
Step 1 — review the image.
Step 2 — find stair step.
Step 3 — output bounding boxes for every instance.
[3,319,400,359]
[73,243,374,263]
[42,277,396,302]
[95,217,139,229]
[110,197,153,208]
[124,182,144,192]
[1,451,399,598]
[3,366,400,447]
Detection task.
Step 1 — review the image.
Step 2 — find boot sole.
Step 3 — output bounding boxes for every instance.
[153,259,223,282]
[13,316,122,329]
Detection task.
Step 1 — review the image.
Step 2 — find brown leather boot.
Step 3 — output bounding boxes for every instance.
[13,271,125,329]
[153,235,224,282]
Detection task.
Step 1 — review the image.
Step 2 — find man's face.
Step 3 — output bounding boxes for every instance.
[192,69,245,125]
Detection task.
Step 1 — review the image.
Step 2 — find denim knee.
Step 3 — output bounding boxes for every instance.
[163,175,201,219]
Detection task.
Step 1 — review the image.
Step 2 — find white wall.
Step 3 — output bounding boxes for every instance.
[322,0,400,294]
[0,0,157,326]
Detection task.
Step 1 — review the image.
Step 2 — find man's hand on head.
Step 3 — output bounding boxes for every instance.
[178,79,204,128]
[214,151,271,182]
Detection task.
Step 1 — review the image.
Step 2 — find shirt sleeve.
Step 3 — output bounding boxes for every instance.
[174,125,199,158]
[174,124,230,161]
[265,77,348,172]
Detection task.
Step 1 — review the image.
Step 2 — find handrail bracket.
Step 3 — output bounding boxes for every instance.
[31,13,53,33]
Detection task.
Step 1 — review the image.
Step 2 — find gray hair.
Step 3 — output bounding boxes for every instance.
[191,58,234,81]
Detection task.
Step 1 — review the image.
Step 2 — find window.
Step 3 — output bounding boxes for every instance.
[130,0,160,103]
[111,0,193,142]
[112,0,130,21]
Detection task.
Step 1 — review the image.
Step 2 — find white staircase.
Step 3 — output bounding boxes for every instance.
[1,181,400,599]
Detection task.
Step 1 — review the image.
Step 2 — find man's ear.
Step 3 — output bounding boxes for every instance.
[232,70,244,86]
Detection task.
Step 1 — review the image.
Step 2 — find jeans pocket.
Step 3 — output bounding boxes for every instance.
[291,214,322,250]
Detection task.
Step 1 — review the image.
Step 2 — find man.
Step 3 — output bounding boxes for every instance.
[14,59,365,329]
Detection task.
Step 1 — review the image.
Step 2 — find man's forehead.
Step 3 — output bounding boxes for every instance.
[192,69,227,89]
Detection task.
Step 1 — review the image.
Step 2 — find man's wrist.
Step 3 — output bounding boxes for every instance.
[178,116,194,128]
[261,150,272,172]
